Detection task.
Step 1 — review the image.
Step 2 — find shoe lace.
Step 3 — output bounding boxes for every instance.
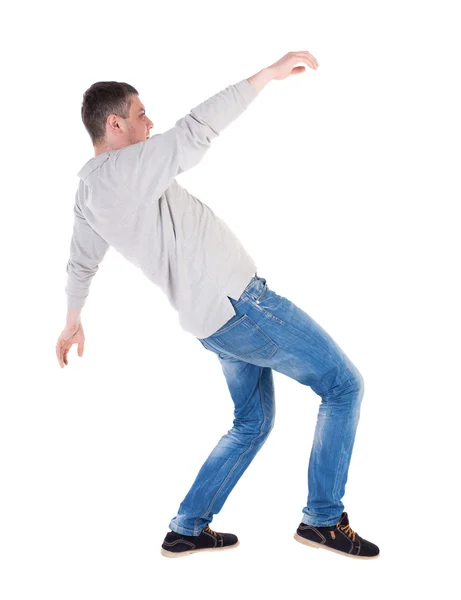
[338,521,357,542]
[204,524,218,537]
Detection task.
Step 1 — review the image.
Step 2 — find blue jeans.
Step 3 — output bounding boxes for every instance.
[168,274,364,535]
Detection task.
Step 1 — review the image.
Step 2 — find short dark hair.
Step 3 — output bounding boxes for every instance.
[81,81,139,146]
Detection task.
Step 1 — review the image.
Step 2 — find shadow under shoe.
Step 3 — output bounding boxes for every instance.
[161,524,239,558]
[294,512,380,560]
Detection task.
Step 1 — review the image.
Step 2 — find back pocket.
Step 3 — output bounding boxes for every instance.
[209,314,278,360]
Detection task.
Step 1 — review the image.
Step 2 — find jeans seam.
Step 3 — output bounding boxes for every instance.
[331,404,356,500]
[203,367,268,520]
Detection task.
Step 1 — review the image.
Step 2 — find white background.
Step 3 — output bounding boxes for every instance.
[1,0,459,597]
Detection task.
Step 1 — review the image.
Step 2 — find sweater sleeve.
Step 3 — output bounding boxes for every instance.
[65,197,110,309]
[113,78,259,198]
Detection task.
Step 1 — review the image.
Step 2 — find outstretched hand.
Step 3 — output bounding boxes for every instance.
[56,322,85,368]
[268,51,319,80]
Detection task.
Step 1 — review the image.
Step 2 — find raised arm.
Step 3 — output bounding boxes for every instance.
[113,51,318,199]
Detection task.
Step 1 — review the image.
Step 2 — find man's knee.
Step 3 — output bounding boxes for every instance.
[259,413,275,440]
[233,413,275,442]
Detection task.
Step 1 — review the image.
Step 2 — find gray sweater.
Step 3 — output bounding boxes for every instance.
[66,78,259,339]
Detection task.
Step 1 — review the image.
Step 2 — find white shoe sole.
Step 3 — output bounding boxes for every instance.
[161,540,240,558]
[294,533,380,560]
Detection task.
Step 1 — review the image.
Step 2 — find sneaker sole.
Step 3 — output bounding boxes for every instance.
[294,533,379,560]
[160,540,240,558]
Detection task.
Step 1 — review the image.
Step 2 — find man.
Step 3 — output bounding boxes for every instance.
[56,51,380,560]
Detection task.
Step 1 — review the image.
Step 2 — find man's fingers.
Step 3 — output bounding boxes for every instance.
[56,344,63,367]
[294,51,319,68]
[56,340,67,368]
[299,50,318,64]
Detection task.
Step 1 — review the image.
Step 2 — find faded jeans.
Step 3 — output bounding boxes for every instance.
[168,274,364,535]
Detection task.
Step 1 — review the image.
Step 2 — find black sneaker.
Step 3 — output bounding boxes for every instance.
[161,524,240,558]
[294,512,380,560]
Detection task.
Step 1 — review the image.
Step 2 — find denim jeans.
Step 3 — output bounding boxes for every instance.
[168,274,364,535]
